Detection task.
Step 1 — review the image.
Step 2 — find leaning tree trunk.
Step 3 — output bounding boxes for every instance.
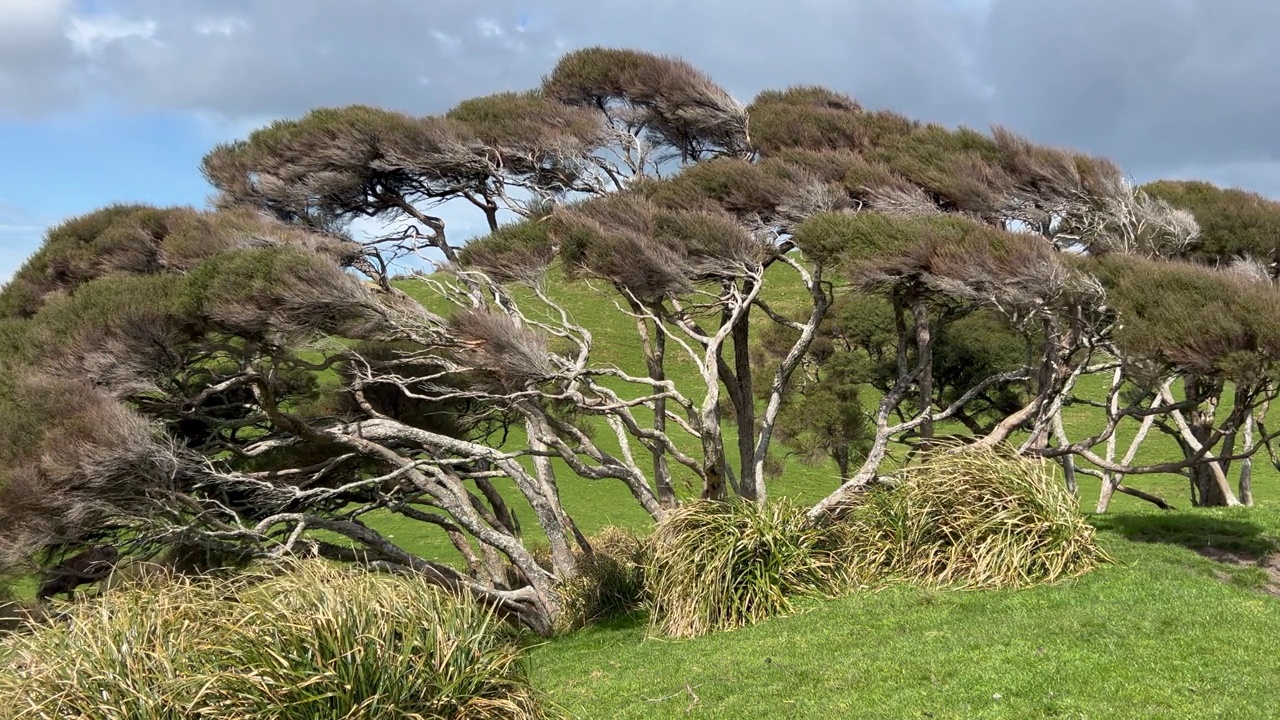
[1096,392,1160,513]
[1158,379,1239,507]
[1184,375,1234,507]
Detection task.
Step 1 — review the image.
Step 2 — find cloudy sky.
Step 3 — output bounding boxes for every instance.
[2,0,1278,280]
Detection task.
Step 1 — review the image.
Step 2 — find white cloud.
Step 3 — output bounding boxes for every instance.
[431,27,462,58]
[195,17,248,37]
[67,14,157,55]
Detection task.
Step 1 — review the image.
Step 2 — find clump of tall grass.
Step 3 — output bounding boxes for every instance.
[832,446,1109,589]
[0,561,552,720]
[0,572,233,719]
[555,526,649,631]
[646,498,843,638]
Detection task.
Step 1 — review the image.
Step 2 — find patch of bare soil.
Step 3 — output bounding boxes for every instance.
[1195,547,1280,596]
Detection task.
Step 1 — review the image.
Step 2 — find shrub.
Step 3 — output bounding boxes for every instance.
[832,446,1109,588]
[646,499,843,638]
[556,527,649,631]
[0,562,552,720]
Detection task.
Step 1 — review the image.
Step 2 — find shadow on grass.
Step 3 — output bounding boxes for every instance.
[1092,512,1280,557]
[586,611,648,633]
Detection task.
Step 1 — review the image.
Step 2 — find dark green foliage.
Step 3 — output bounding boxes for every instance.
[202,105,483,226]
[636,157,794,216]
[458,219,557,284]
[867,124,1009,214]
[447,91,601,151]
[187,245,379,338]
[770,351,873,481]
[0,204,174,318]
[1143,179,1280,265]
[547,194,762,300]
[791,211,976,268]
[931,311,1030,432]
[0,205,361,322]
[756,296,878,480]
[1095,255,1280,377]
[748,86,871,155]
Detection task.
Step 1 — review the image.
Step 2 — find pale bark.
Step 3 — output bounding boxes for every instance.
[1159,383,1241,507]
[1240,412,1256,506]
[912,296,934,451]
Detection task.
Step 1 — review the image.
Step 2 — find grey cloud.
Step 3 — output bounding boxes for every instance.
[6,0,1280,194]
[51,0,989,125]
[981,0,1280,179]
[0,0,80,116]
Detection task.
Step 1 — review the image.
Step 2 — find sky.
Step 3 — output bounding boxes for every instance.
[3,0,1280,281]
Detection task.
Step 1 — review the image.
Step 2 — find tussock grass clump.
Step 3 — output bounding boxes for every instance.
[0,572,235,719]
[0,562,551,720]
[835,447,1109,588]
[556,526,649,631]
[646,499,842,638]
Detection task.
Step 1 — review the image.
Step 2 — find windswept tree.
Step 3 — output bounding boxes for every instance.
[7,48,1280,636]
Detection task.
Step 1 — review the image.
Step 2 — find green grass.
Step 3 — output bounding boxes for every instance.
[532,504,1280,719]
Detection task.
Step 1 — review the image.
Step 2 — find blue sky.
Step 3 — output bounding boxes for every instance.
[0,107,229,275]
[4,0,1280,282]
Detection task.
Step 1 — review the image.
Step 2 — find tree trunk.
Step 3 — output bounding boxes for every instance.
[1095,477,1118,514]
[1240,412,1255,506]
[1184,375,1233,507]
[912,296,933,451]
[1061,455,1078,498]
[526,426,577,576]
[1097,384,1165,513]
[698,360,732,502]
[1051,408,1077,498]
[1161,378,1239,507]
[732,300,761,501]
[631,301,676,509]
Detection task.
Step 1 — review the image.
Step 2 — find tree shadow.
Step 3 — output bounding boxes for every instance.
[1092,512,1280,557]
[586,611,648,633]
